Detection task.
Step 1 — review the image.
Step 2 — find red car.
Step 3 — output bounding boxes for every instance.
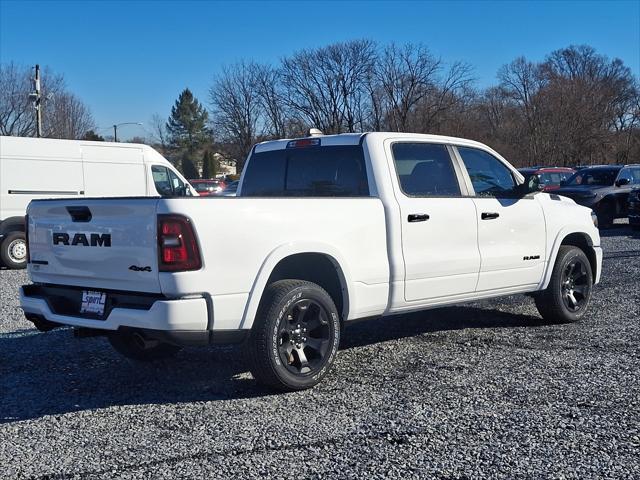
[189,179,226,196]
[518,167,575,192]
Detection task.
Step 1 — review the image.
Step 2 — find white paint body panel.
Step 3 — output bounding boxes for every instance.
[472,197,546,291]
[22,132,602,336]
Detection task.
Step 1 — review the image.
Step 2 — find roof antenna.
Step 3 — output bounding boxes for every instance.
[308,128,323,137]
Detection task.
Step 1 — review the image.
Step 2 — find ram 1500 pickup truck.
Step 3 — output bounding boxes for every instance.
[21,132,603,391]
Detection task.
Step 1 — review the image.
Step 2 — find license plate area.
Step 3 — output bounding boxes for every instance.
[80,290,107,316]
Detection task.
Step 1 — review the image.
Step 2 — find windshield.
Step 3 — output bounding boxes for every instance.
[565,169,619,186]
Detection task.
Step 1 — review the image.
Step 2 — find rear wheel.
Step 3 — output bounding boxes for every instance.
[535,246,593,323]
[247,280,341,391]
[0,231,27,269]
[108,332,181,361]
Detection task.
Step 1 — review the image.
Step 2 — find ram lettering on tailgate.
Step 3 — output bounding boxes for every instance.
[52,232,111,247]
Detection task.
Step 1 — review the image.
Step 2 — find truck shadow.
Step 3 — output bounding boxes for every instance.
[0,304,544,423]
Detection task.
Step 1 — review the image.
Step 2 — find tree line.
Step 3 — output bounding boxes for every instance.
[203,41,639,170]
[2,40,638,176]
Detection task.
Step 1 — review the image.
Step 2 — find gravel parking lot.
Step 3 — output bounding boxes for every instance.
[1,225,639,479]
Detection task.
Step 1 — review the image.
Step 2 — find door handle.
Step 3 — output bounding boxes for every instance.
[408,213,430,222]
[481,212,500,220]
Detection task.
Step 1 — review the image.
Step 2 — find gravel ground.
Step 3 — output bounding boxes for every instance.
[1,225,639,479]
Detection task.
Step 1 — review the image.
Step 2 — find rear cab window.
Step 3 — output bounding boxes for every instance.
[241,144,369,197]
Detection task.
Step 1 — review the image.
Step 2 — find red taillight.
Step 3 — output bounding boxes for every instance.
[157,215,201,272]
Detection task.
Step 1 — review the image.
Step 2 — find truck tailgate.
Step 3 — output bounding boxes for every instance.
[27,198,162,293]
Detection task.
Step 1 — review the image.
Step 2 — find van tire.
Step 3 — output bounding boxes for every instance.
[108,332,182,361]
[534,246,593,324]
[1,232,27,269]
[247,280,341,391]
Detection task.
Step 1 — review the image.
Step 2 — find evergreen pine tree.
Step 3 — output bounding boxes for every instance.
[202,150,212,179]
[166,88,209,152]
[180,151,199,179]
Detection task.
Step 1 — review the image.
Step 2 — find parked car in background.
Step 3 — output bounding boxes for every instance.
[21,132,602,391]
[628,186,640,229]
[518,167,575,192]
[190,179,225,196]
[0,136,195,269]
[220,180,239,196]
[555,164,640,228]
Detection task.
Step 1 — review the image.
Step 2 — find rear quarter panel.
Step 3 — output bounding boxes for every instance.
[157,197,390,329]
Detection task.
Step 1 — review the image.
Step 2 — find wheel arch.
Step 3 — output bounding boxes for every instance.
[240,243,353,330]
[0,216,26,236]
[541,229,599,290]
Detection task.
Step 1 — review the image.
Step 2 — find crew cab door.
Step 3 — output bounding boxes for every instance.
[388,141,481,302]
[454,146,546,292]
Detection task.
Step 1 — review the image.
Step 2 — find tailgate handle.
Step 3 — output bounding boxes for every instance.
[66,206,92,222]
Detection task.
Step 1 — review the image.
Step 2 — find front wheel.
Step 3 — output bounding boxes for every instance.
[247,280,341,391]
[535,246,593,323]
[0,232,27,269]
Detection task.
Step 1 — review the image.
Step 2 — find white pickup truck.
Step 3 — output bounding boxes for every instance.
[21,132,602,391]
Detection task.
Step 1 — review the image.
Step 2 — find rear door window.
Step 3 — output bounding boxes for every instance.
[242,145,368,197]
[391,143,461,196]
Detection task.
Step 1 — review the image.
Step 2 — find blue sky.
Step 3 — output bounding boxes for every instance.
[1,0,639,140]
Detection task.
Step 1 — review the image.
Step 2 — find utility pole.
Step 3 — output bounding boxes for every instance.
[29,65,43,137]
[113,124,118,142]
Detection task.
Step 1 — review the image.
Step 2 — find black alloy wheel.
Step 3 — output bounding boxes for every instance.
[276,298,332,376]
[560,258,590,312]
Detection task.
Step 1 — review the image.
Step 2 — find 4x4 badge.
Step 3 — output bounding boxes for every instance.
[129,265,152,272]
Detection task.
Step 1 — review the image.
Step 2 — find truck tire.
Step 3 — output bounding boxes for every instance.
[247,280,341,391]
[534,246,593,323]
[0,231,27,269]
[595,201,614,229]
[108,332,181,361]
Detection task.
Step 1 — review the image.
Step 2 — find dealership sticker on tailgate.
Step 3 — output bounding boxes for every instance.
[80,291,107,316]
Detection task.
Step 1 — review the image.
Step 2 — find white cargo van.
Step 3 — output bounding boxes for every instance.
[0,136,195,269]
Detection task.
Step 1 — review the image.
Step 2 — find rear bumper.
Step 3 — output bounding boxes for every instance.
[629,214,640,225]
[19,285,248,345]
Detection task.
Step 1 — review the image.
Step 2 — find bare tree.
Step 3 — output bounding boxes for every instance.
[280,40,377,133]
[43,92,95,139]
[209,61,263,170]
[374,43,441,131]
[149,113,170,150]
[1,62,94,139]
[0,63,68,136]
[254,64,289,138]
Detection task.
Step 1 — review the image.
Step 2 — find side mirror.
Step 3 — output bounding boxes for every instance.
[615,178,630,187]
[560,180,567,186]
[516,175,543,196]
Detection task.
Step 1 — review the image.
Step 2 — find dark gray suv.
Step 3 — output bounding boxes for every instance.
[555,164,640,228]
